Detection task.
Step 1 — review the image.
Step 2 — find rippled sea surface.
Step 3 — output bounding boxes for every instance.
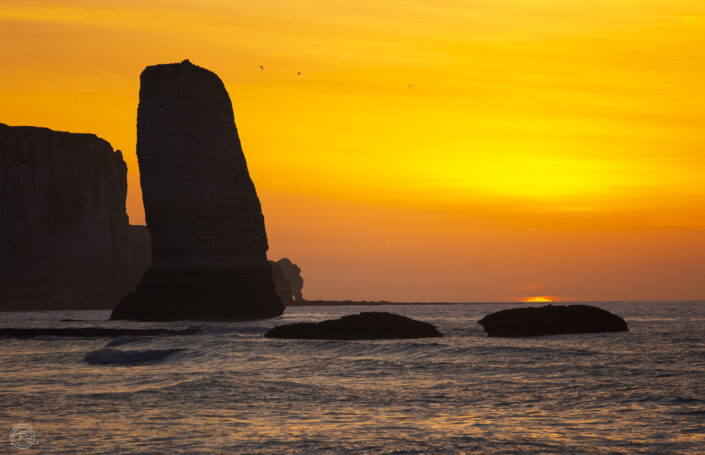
[1,302,704,454]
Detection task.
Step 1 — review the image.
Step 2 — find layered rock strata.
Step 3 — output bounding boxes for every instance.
[0,123,131,310]
[111,60,284,321]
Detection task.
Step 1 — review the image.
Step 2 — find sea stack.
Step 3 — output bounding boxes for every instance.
[111,60,284,321]
[0,124,132,310]
[269,258,305,305]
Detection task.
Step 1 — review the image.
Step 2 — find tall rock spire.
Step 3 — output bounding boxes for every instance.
[111,60,284,321]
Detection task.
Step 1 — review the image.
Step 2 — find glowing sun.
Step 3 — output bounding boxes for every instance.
[522,296,554,303]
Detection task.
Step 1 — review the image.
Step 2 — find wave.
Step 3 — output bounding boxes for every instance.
[83,348,184,365]
[105,335,148,347]
[671,397,705,405]
[199,325,270,335]
[471,345,598,357]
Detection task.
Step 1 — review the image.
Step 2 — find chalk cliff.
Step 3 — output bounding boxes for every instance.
[0,123,131,310]
[111,60,284,320]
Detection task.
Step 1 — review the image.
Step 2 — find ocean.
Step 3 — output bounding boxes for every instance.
[1,302,704,454]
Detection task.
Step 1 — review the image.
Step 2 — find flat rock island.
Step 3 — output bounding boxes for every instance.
[478,304,629,337]
[265,312,443,339]
[111,60,284,321]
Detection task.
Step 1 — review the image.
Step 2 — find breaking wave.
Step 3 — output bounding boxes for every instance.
[105,336,148,347]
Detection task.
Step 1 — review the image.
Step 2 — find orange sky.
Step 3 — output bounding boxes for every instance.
[1,0,704,301]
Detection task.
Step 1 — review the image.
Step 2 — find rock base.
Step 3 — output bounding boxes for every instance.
[111,265,283,321]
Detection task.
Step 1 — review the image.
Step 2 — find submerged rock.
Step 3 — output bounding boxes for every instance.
[478,304,628,337]
[0,123,133,310]
[111,60,284,321]
[265,312,443,339]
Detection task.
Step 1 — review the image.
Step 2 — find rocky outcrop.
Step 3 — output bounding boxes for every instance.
[269,258,304,305]
[270,260,294,305]
[111,60,284,321]
[265,312,443,339]
[0,327,199,339]
[0,123,131,310]
[478,304,629,337]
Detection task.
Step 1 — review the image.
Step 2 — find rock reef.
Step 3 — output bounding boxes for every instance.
[265,312,443,339]
[478,304,629,337]
[0,123,136,310]
[0,327,199,339]
[111,60,284,321]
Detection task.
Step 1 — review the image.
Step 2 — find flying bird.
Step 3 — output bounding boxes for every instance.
[259,65,264,71]
[297,72,301,76]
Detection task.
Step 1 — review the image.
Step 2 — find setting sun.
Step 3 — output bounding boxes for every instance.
[522,296,554,303]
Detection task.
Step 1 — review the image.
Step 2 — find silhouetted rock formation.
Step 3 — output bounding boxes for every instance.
[270,260,294,305]
[0,123,133,310]
[265,312,443,339]
[111,60,284,321]
[478,304,629,337]
[269,258,304,305]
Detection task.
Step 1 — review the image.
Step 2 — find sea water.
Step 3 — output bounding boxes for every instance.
[1,302,703,454]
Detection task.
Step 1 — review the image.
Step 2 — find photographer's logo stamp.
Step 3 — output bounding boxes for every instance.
[10,424,37,449]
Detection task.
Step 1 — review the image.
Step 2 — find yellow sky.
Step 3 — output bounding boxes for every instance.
[1,0,704,301]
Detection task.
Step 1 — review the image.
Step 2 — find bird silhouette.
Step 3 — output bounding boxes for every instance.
[297,72,301,76]
[259,65,264,71]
